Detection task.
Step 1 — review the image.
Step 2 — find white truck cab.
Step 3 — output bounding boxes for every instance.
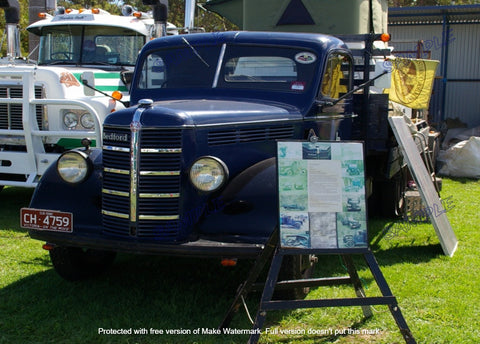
[0,2,175,188]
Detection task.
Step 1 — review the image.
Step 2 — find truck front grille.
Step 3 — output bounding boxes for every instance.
[102,126,182,241]
[0,86,44,130]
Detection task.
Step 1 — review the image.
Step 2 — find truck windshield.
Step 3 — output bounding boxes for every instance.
[37,25,145,66]
[137,43,318,93]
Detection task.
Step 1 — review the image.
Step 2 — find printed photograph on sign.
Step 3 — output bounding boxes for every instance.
[278,142,303,159]
[302,142,331,159]
[309,212,337,248]
[337,213,367,248]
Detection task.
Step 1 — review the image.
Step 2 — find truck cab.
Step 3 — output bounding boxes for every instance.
[0,3,175,188]
[25,31,355,280]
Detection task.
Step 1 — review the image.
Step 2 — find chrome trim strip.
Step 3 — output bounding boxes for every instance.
[212,43,226,88]
[104,167,129,175]
[102,209,129,219]
[103,145,130,152]
[194,118,294,127]
[139,193,180,198]
[139,171,180,176]
[102,188,129,197]
[141,148,182,153]
[139,214,180,220]
[306,114,358,120]
[130,105,149,222]
[106,118,299,129]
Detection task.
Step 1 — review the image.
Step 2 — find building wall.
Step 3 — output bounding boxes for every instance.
[389,22,480,128]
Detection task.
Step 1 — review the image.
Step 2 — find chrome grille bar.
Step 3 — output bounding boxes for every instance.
[129,102,151,222]
[139,171,180,176]
[139,193,180,198]
[141,148,182,153]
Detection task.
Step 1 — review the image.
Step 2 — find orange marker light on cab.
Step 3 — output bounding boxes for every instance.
[112,91,123,101]
[381,33,391,42]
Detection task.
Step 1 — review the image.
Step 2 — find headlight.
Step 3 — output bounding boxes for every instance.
[63,112,78,129]
[189,156,228,192]
[63,110,95,130]
[80,113,95,129]
[56,151,91,184]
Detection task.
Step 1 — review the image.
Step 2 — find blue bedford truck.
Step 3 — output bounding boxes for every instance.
[22,31,389,281]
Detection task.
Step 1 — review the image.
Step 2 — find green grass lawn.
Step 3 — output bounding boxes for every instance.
[1,178,479,344]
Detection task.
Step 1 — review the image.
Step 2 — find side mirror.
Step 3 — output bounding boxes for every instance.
[120,70,134,91]
[81,71,95,96]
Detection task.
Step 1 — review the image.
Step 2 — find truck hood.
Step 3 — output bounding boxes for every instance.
[106,99,302,127]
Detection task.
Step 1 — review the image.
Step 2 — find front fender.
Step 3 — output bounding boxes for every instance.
[29,148,103,235]
[197,158,278,241]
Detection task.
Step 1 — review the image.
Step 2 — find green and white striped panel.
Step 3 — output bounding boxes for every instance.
[73,72,129,94]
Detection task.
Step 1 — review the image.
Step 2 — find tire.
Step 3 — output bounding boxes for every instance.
[378,167,407,218]
[276,254,315,300]
[49,247,116,281]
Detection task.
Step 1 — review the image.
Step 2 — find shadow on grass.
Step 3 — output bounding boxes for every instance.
[0,186,33,233]
[0,254,263,344]
[0,250,392,344]
[367,216,445,263]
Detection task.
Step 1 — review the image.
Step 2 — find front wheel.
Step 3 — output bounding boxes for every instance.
[49,247,116,281]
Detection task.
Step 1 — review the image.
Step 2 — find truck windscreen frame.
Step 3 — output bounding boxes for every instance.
[37,25,145,66]
[137,43,319,93]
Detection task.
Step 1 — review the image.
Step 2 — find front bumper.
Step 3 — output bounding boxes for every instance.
[29,230,265,258]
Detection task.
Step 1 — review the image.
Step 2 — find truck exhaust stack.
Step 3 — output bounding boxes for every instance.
[0,0,21,59]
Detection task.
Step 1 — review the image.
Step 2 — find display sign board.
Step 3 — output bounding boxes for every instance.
[277,141,367,249]
[388,116,457,256]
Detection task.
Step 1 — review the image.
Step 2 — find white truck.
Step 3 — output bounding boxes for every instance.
[0,0,174,189]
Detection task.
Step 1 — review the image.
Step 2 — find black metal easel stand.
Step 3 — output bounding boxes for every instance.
[219,230,416,344]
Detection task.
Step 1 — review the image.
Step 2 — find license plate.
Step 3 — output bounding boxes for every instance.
[21,208,73,233]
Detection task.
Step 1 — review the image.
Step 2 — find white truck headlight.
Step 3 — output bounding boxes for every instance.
[56,151,92,184]
[189,156,228,192]
[63,110,95,130]
[80,113,95,129]
[63,112,78,129]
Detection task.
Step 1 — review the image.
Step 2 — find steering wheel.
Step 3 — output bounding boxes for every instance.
[51,51,74,60]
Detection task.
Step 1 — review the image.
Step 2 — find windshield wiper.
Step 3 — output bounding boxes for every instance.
[45,61,76,66]
[182,37,210,68]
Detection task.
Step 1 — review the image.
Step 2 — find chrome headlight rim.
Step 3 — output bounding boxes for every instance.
[189,156,229,193]
[56,150,92,184]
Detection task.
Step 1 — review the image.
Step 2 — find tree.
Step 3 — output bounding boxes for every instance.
[0,0,30,56]
[56,0,237,31]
